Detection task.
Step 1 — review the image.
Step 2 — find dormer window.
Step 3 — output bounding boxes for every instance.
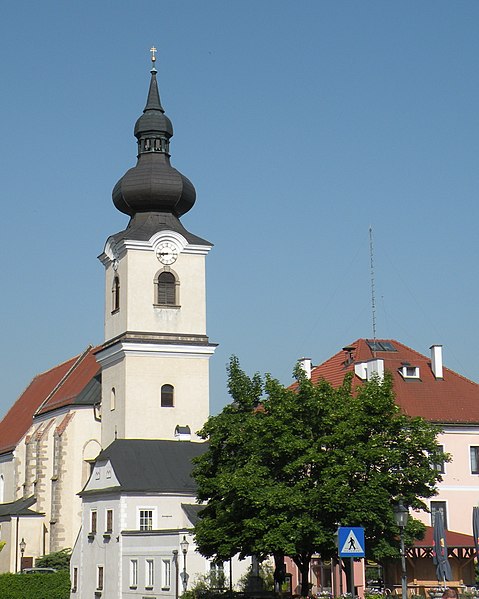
[399,364,420,379]
[175,425,191,441]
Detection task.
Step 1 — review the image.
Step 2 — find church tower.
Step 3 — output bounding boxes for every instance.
[96,52,216,447]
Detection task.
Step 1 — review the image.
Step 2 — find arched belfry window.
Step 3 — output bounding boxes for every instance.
[161,384,174,407]
[157,271,177,306]
[112,276,120,313]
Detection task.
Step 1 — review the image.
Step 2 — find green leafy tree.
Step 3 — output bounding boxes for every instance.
[193,357,448,597]
[35,548,71,571]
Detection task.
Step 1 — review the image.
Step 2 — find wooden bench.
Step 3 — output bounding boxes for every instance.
[410,580,466,595]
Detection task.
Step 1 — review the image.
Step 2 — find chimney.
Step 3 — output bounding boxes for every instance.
[298,357,312,379]
[430,345,443,379]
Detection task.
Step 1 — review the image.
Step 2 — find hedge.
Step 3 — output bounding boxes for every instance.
[0,570,70,599]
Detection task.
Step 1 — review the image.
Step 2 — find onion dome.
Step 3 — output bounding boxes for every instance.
[112,55,196,218]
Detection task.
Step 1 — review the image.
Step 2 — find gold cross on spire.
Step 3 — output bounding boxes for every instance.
[150,46,157,64]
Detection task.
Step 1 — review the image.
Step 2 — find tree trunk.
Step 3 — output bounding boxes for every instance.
[273,552,286,593]
[293,554,311,597]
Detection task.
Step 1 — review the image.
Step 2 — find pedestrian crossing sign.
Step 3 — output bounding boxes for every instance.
[338,526,365,557]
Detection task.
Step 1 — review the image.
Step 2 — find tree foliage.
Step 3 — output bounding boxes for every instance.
[193,357,448,595]
[0,571,70,599]
[35,548,71,571]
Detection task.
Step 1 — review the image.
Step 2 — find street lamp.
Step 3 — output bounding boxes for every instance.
[19,538,26,573]
[180,535,189,592]
[394,501,409,599]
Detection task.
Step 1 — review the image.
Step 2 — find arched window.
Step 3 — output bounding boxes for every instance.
[161,384,174,407]
[110,387,116,411]
[0,474,4,503]
[157,272,177,306]
[112,276,120,313]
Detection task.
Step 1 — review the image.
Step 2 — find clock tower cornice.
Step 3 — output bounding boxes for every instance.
[99,230,212,266]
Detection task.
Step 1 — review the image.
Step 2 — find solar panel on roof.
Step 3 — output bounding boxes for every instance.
[367,341,397,352]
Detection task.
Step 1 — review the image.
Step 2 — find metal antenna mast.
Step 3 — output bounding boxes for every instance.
[369,226,377,341]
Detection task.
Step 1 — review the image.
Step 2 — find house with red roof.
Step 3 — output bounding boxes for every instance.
[295,339,479,594]
[0,346,101,573]
[310,338,479,537]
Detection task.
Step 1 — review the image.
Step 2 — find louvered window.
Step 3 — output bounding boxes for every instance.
[157,272,176,305]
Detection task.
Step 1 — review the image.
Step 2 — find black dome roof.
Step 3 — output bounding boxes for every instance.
[112,67,196,218]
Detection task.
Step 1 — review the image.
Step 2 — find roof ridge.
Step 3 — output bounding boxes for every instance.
[33,345,93,417]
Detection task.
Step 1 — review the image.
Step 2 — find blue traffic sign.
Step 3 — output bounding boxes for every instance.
[338,527,365,557]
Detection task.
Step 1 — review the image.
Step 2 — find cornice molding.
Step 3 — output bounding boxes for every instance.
[99,229,211,265]
[96,337,216,368]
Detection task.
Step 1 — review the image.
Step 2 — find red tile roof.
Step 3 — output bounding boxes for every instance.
[414,526,474,548]
[35,347,100,416]
[0,346,100,455]
[310,339,479,424]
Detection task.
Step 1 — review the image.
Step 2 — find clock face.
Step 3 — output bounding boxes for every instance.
[156,241,178,265]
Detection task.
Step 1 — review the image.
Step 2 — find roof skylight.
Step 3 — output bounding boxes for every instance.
[366,340,397,352]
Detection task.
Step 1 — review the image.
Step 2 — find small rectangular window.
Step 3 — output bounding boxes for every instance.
[97,565,104,591]
[162,559,171,589]
[433,444,445,474]
[90,510,97,534]
[471,446,479,474]
[130,559,138,588]
[431,501,448,530]
[139,509,153,531]
[112,276,120,313]
[161,384,174,407]
[106,509,113,533]
[72,567,78,592]
[146,559,154,588]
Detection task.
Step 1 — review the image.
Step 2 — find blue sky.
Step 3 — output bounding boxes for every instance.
[1,1,478,419]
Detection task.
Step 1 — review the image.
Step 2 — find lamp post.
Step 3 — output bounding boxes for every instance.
[180,535,189,592]
[19,538,26,573]
[394,501,409,599]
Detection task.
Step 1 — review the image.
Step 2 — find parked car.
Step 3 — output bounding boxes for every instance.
[22,567,57,574]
